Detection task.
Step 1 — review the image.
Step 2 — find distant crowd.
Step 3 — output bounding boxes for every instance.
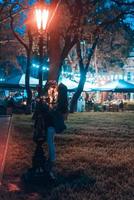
[0,91,125,116]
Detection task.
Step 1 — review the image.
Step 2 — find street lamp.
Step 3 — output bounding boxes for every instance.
[22,1,52,184]
[35,0,49,97]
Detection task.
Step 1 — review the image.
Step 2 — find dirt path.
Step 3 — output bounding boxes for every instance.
[0,116,12,185]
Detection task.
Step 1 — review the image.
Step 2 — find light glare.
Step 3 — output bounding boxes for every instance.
[42,9,49,30]
[35,8,49,30]
[35,9,42,30]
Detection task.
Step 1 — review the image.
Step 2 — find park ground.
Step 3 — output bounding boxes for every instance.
[0,112,134,200]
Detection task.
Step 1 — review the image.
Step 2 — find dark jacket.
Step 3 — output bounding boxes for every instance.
[33,99,54,129]
[33,99,66,134]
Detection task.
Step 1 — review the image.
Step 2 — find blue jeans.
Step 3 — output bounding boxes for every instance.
[47,127,56,162]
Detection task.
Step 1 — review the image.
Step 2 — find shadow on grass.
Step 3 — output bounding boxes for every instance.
[20,169,96,194]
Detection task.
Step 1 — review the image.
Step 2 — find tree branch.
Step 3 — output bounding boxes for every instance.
[0,3,28,24]
[112,0,134,7]
[85,36,99,72]
[61,34,78,61]
[9,5,28,51]
[76,40,84,73]
[0,2,8,16]
[100,12,126,29]
[27,28,33,53]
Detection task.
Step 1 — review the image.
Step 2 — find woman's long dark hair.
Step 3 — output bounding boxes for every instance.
[57,83,68,114]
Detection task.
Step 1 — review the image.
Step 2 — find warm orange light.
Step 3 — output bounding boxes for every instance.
[35,8,49,30]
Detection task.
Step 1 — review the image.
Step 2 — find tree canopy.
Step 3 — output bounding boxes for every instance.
[0,1,134,74]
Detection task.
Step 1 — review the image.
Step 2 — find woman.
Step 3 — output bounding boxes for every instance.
[45,81,68,175]
[33,81,68,177]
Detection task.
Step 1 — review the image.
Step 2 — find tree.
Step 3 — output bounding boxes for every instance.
[0,2,34,112]
[69,21,134,111]
[9,3,33,112]
[47,0,134,112]
[96,22,134,70]
[47,0,134,78]
[69,36,99,112]
[0,0,134,113]
[0,16,22,76]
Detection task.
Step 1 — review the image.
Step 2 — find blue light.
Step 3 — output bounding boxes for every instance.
[0,78,5,82]
[32,64,39,68]
[43,66,49,71]
[32,63,49,71]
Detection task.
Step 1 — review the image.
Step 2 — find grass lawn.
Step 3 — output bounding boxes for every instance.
[0,112,134,200]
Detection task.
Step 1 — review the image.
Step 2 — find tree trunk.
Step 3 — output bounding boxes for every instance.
[48,31,61,81]
[70,71,86,113]
[70,37,99,113]
[25,50,32,114]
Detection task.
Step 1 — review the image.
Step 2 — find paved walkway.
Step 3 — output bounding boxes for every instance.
[0,115,12,184]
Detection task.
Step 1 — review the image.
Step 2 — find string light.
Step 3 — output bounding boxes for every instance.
[0,78,5,82]
[32,63,49,71]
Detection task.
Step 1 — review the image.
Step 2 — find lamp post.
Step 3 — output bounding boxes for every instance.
[22,1,52,184]
[35,0,49,97]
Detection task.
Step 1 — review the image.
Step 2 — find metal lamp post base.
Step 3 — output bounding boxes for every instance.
[22,140,56,184]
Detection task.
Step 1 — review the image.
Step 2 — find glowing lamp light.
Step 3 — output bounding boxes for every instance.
[23,101,27,106]
[35,8,49,30]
